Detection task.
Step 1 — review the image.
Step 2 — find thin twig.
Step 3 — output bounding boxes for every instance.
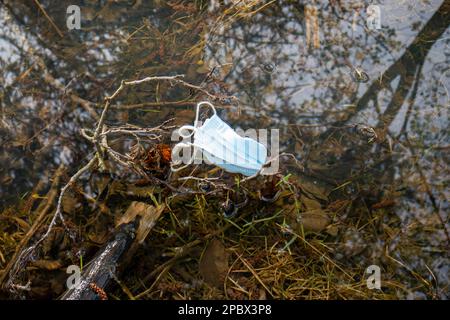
[33,0,64,38]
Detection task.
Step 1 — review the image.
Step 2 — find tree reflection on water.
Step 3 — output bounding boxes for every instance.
[0,0,448,299]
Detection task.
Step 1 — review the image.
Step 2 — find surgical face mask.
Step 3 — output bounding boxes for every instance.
[171,101,267,176]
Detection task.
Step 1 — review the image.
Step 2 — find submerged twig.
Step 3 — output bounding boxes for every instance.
[32,0,64,38]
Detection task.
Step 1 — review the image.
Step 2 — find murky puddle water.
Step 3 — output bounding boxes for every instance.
[0,1,448,299]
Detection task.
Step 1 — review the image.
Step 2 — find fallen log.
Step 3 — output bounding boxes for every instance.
[60,201,164,300]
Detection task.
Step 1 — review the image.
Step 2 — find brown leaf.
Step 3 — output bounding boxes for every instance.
[327,199,351,213]
[30,259,62,270]
[371,199,396,209]
[300,209,331,232]
[325,224,340,236]
[199,239,229,288]
[10,216,31,231]
[61,191,81,213]
[298,177,330,201]
[195,63,211,74]
[300,195,322,211]
[88,231,109,245]
[116,201,165,244]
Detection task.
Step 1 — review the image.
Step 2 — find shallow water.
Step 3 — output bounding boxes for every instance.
[0,0,448,299]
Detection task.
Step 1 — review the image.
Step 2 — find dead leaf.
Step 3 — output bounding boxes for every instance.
[196,63,211,74]
[327,199,351,213]
[116,201,165,244]
[300,209,331,232]
[325,224,339,236]
[88,231,109,245]
[371,199,396,210]
[283,196,330,233]
[11,216,31,231]
[30,260,62,270]
[199,239,229,288]
[300,195,322,211]
[298,176,330,201]
[258,287,267,300]
[123,185,156,198]
[61,191,81,213]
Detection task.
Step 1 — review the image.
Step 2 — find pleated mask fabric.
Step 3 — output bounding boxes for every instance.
[171,101,267,176]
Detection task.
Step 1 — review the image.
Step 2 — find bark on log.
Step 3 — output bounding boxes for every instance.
[60,221,137,300]
[60,201,164,300]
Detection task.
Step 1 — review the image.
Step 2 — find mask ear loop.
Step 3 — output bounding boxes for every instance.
[194,101,217,127]
[171,101,217,172]
[178,125,196,138]
[176,101,217,138]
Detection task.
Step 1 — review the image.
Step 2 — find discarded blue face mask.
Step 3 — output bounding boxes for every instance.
[171,101,267,176]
